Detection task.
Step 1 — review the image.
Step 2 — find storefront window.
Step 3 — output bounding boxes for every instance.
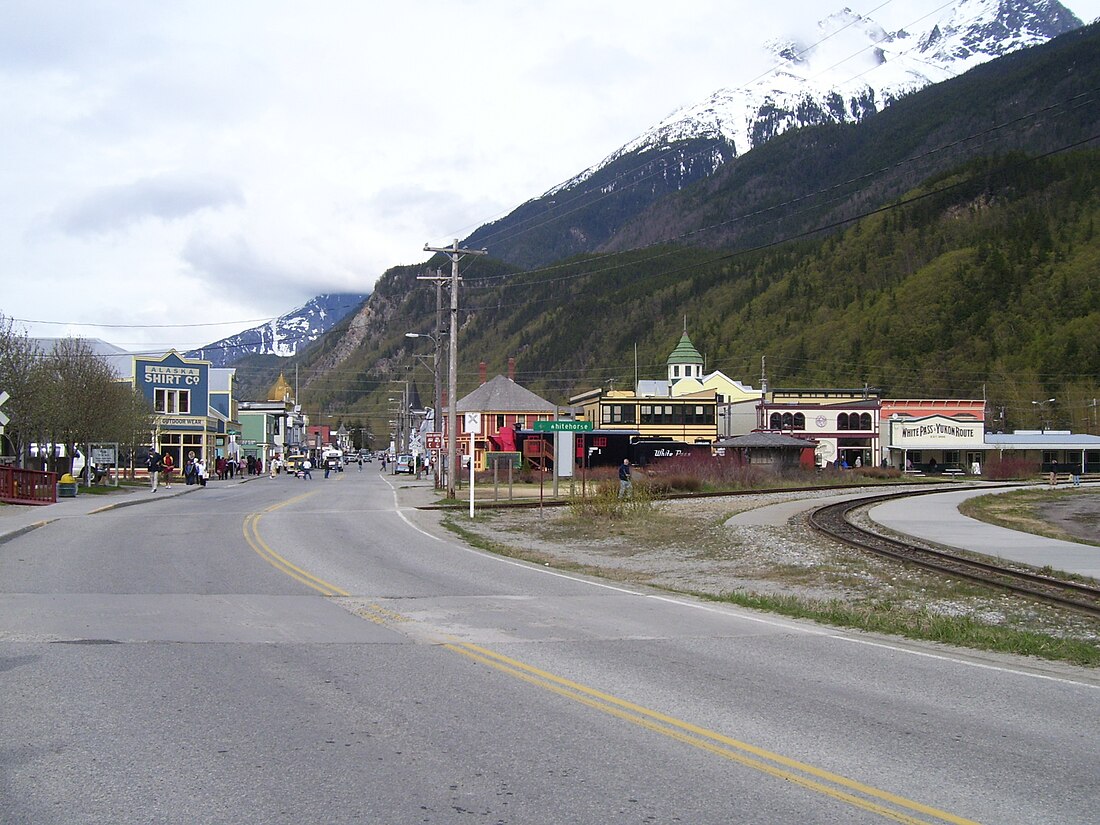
[154,388,191,415]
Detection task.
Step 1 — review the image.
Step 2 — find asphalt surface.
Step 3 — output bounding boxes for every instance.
[2,472,1099,823]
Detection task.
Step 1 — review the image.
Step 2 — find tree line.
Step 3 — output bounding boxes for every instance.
[0,315,154,475]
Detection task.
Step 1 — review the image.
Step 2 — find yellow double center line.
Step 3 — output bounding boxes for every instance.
[445,642,979,825]
[242,492,349,596]
[244,501,980,824]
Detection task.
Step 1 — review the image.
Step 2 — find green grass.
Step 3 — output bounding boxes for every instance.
[694,590,1100,667]
[959,488,1100,548]
[442,494,1100,668]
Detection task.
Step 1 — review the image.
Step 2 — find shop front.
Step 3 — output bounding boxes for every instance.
[133,351,218,469]
[885,414,987,474]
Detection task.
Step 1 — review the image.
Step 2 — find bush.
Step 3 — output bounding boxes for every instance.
[853,466,902,480]
[982,456,1037,481]
[568,477,654,519]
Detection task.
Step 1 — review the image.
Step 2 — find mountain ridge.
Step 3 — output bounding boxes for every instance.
[463,0,1083,269]
[284,18,1100,425]
[187,293,367,367]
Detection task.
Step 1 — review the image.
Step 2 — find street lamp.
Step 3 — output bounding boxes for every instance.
[406,331,445,488]
[1032,397,1056,432]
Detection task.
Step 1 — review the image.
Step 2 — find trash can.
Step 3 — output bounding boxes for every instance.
[58,473,78,498]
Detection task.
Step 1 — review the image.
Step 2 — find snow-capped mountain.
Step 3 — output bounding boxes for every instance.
[463,0,1084,269]
[187,293,367,367]
[560,0,1082,193]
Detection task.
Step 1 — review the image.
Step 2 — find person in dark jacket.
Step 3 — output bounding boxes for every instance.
[147,449,162,492]
[618,458,632,498]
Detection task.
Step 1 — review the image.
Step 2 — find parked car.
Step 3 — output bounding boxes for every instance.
[395,454,414,474]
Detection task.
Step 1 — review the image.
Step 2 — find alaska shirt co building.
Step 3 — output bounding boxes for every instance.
[132,350,237,467]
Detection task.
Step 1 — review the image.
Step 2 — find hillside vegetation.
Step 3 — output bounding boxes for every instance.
[256,24,1100,435]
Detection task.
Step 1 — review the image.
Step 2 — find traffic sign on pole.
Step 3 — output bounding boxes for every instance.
[533,420,593,432]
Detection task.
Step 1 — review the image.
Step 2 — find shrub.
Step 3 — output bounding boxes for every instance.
[982,456,1038,481]
[853,466,902,480]
[568,477,654,519]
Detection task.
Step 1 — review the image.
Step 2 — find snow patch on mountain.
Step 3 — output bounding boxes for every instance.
[187,293,367,366]
[549,0,1082,196]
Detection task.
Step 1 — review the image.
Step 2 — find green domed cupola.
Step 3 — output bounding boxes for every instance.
[667,331,703,383]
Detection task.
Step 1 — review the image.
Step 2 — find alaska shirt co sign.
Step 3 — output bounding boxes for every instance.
[534,420,594,433]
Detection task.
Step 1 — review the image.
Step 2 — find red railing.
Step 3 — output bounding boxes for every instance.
[0,466,58,505]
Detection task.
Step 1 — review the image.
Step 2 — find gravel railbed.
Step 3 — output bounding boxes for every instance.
[452,488,1100,644]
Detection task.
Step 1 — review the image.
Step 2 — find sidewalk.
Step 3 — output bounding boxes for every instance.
[0,475,257,545]
[869,485,1100,579]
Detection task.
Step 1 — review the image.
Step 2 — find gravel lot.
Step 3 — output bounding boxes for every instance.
[451,487,1100,645]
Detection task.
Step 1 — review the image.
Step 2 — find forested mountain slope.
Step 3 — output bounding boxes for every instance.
[275,24,1100,433]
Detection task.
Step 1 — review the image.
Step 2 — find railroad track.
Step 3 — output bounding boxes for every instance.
[808,491,1100,618]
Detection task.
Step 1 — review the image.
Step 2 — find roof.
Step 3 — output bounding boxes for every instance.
[985,431,1100,450]
[636,380,671,397]
[268,373,292,402]
[666,332,703,366]
[716,432,818,449]
[32,336,134,379]
[455,375,556,413]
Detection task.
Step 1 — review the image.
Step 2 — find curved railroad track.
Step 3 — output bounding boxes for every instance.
[808,490,1100,618]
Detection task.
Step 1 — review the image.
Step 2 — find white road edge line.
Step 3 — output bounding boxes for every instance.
[381,476,1100,690]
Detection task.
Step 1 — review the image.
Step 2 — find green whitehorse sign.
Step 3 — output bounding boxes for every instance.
[533,420,593,432]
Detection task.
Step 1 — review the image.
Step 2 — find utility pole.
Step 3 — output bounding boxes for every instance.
[424,239,487,501]
[416,268,447,488]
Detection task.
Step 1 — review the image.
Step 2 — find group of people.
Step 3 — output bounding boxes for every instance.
[147,449,255,490]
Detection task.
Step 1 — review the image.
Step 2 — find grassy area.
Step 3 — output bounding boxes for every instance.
[443,492,1100,668]
[699,591,1100,667]
[959,488,1100,548]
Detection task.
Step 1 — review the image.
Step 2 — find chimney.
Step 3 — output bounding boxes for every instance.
[508,357,515,381]
[479,361,487,385]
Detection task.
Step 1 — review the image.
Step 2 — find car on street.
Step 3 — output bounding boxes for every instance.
[395,454,413,474]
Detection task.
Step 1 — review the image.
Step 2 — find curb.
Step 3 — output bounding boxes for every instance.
[0,519,57,547]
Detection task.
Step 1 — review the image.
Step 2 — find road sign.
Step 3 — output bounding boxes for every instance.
[534,420,593,432]
[426,432,443,450]
[0,390,9,434]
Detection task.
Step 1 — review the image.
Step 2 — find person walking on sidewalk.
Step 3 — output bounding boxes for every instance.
[147,448,162,492]
[162,452,174,488]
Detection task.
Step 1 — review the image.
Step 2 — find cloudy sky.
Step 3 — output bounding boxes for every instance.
[3,0,1098,352]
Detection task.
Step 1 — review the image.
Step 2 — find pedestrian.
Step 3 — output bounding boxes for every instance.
[618,458,632,498]
[1049,467,1057,488]
[146,447,162,492]
[1071,468,1081,487]
[197,457,207,487]
[358,456,363,472]
[162,452,174,488]
[302,458,312,480]
[324,459,331,479]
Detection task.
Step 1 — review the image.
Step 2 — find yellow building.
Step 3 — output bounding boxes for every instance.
[570,331,759,446]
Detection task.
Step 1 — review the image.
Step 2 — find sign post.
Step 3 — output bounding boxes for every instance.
[534,420,592,500]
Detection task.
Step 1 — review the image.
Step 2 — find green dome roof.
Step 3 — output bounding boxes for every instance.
[666,332,703,366]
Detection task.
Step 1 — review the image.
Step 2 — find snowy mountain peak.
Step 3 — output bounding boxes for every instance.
[187,293,367,367]
[553,0,1082,194]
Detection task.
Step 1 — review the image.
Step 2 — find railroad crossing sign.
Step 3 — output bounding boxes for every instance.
[533,420,593,432]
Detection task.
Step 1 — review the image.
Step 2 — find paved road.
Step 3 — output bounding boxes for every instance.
[869,485,1100,578]
[2,472,1099,823]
